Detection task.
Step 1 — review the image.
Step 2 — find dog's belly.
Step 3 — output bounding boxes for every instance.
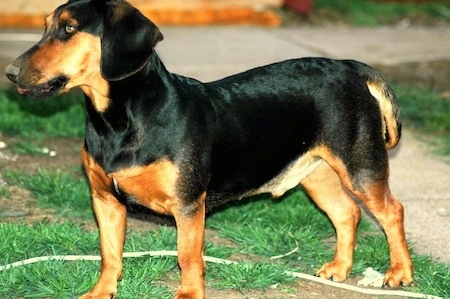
[246,153,324,198]
[206,151,324,208]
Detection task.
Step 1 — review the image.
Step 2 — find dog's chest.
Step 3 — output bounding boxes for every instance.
[108,159,181,215]
[85,115,176,174]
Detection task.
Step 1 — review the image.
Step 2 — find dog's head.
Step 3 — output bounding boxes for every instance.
[5,0,163,98]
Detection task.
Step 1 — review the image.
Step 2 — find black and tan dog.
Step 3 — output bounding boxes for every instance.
[5,0,413,298]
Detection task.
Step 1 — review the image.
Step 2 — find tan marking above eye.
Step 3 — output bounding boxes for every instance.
[57,10,78,34]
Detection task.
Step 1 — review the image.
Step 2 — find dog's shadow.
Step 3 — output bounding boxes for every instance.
[126,187,325,228]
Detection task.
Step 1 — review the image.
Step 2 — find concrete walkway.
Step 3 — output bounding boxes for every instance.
[0,24,449,264]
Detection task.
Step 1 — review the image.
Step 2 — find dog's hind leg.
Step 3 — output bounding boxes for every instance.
[301,161,361,282]
[322,150,413,287]
[350,180,413,287]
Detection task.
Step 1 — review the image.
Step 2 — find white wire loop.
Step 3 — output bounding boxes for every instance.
[0,251,442,299]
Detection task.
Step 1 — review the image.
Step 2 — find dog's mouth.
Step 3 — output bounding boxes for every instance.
[17,75,69,98]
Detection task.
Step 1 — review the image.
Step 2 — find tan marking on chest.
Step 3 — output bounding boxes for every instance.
[247,150,324,198]
[109,159,180,215]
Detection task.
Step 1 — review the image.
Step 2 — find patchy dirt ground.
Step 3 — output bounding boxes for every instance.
[374,59,450,96]
[1,60,449,298]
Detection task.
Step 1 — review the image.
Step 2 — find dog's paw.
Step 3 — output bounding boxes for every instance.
[79,290,117,299]
[315,260,352,282]
[383,265,413,288]
[173,287,205,299]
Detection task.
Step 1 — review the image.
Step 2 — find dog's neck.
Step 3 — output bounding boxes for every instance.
[80,81,110,113]
[80,52,168,113]
[83,52,175,136]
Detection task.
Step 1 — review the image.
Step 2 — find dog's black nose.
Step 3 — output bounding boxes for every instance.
[5,64,21,83]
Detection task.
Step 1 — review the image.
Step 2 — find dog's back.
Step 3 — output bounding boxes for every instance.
[169,58,401,204]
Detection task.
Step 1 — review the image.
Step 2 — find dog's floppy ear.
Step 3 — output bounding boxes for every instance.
[100,0,163,81]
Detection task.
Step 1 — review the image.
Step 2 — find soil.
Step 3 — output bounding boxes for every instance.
[1,60,449,298]
[374,59,450,96]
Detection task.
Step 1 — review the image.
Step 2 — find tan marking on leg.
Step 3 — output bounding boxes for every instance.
[80,148,126,299]
[363,186,413,287]
[174,192,206,299]
[111,161,207,298]
[301,161,361,282]
[318,147,413,287]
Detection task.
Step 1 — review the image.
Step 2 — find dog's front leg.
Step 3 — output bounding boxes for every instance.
[80,191,127,299]
[80,149,127,299]
[173,192,207,299]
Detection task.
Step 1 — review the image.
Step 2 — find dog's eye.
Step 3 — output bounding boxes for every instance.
[65,25,76,34]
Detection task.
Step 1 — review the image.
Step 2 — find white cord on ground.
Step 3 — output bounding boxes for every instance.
[0,251,442,299]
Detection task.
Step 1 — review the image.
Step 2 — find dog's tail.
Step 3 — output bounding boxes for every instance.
[364,69,402,150]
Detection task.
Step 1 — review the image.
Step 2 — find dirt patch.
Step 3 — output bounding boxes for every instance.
[374,59,450,96]
[0,135,83,174]
[0,136,80,222]
[280,6,450,28]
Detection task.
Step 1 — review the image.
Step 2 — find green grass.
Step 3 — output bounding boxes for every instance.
[207,192,334,271]
[394,85,450,157]
[396,86,450,134]
[11,141,55,155]
[412,254,450,298]
[4,169,92,219]
[0,180,9,199]
[208,262,295,290]
[0,88,85,138]
[0,222,178,298]
[313,0,450,26]
[1,170,449,298]
[0,220,293,298]
[207,192,395,276]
